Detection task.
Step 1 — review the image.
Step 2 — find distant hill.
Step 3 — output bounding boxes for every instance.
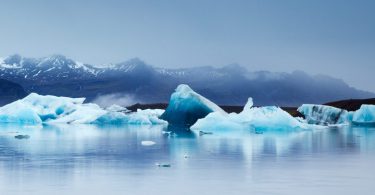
[1,54,373,106]
[0,79,27,106]
[324,98,375,111]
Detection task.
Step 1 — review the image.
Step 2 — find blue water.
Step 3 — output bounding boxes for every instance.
[0,124,374,195]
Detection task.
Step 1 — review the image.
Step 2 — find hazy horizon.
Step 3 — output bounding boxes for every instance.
[0,0,374,92]
[1,53,374,94]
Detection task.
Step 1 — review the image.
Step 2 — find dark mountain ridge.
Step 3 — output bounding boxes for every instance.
[0,78,27,105]
[0,54,373,106]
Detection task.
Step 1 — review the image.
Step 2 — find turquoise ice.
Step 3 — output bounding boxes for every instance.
[0,93,167,125]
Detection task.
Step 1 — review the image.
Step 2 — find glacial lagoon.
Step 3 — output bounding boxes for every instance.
[0,124,374,195]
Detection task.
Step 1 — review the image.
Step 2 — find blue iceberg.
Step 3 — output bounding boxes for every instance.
[0,93,167,125]
[3,87,373,129]
[191,98,309,132]
[160,84,226,127]
[297,104,350,125]
[352,105,375,126]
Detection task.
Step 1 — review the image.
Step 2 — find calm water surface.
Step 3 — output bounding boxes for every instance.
[0,124,374,195]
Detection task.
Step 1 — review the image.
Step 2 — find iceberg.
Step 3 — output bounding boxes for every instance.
[0,93,87,124]
[191,98,309,132]
[297,104,350,125]
[94,109,166,125]
[160,84,226,127]
[352,105,375,125]
[297,104,375,126]
[0,93,167,125]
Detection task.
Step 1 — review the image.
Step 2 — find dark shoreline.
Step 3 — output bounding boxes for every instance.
[127,98,375,117]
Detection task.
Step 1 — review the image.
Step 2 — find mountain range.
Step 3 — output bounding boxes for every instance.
[0,54,373,106]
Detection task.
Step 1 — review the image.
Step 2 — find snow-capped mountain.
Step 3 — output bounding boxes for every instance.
[0,54,100,83]
[0,55,156,83]
[0,54,373,106]
[0,54,264,82]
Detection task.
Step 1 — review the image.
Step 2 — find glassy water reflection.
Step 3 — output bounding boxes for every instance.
[0,124,374,195]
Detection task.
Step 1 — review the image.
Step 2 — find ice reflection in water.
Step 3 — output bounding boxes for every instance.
[0,124,374,195]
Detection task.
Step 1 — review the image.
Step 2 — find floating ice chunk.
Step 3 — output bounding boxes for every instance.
[0,93,85,124]
[94,109,167,125]
[14,135,30,139]
[191,98,308,132]
[297,104,350,125]
[0,101,42,124]
[49,103,107,124]
[192,112,244,131]
[352,105,375,125]
[241,105,308,131]
[141,141,156,146]
[296,104,375,126]
[199,131,213,136]
[0,93,167,125]
[160,84,226,127]
[22,93,85,121]
[156,163,171,167]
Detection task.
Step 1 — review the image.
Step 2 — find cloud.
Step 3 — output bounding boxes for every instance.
[92,93,139,108]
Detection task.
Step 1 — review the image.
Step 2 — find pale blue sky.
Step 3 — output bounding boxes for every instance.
[0,0,374,92]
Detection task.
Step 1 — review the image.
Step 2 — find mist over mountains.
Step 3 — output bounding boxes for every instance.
[0,54,373,106]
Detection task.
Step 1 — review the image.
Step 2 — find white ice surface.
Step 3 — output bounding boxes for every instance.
[0,93,166,125]
[191,98,309,132]
[297,104,350,125]
[352,105,375,123]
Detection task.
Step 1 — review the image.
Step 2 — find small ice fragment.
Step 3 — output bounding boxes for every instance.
[156,163,171,167]
[184,154,189,158]
[141,141,156,146]
[14,135,30,139]
[199,131,213,136]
